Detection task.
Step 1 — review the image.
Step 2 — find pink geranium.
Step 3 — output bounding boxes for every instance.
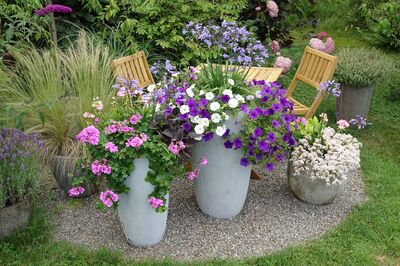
[200,156,208,166]
[186,168,200,181]
[68,186,85,197]
[267,1,279,17]
[105,142,119,153]
[99,190,119,208]
[76,125,100,145]
[91,160,112,176]
[337,119,350,129]
[273,56,292,73]
[130,113,142,125]
[148,197,164,209]
[126,136,143,148]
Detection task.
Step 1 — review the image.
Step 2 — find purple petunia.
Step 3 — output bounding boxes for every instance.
[198,98,209,107]
[257,139,269,153]
[182,122,191,132]
[224,140,233,149]
[272,120,280,128]
[248,110,259,120]
[233,138,243,149]
[254,127,263,138]
[240,104,249,113]
[266,132,276,143]
[265,162,275,171]
[202,132,214,142]
[221,94,230,103]
[240,157,250,167]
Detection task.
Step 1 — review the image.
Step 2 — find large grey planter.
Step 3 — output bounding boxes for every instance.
[192,117,251,219]
[336,85,373,121]
[118,157,169,247]
[50,155,95,197]
[287,163,344,205]
[0,198,32,239]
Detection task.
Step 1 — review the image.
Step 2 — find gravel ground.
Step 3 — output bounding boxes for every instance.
[40,161,365,261]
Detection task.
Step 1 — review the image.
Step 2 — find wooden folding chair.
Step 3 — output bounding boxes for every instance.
[111,51,155,88]
[285,46,338,118]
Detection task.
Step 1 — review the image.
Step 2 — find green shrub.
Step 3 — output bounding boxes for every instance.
[0,32,115,159]
[360,0,400,49]
[0,128,43,207]
[385,72,400,102]
[334,48,396,87]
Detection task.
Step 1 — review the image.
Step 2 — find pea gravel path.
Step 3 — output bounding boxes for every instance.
[41,161,365,261]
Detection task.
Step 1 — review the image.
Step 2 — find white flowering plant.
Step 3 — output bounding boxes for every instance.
[290,114,361,185]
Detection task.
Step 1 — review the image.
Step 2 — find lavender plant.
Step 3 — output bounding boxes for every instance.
[0,128,43,208]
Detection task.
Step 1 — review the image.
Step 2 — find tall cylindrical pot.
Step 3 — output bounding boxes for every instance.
[192,117,251,219]
[117,157,168,246]
[336,85,373,121]
[287,162,344,205]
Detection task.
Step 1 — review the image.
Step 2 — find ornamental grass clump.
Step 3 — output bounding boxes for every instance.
[335,48,395,87]
[0,128,43,208]
[290,115,361,185]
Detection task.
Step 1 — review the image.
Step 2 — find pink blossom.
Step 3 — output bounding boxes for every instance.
[91,160,102,176]
[177,141,185,149]
[105,125,118,135]
[255,6,261,11]
[126,136,143,148]
[76,125,100,145]
[140,133,148,142]
[105,142,119,153]
[94,118,100,123]
[296,117,307,126]
[267,1,279,17]
[101,164,112,175]
[324,37,335,54]
[68,186,85,197]
[118,125,134,133]
[309,38,326,51]
[83,112,95,118]
[130,114,142,125]
[186,168,200,181]
[99,190,119,208]
[148,197,164,209]
[315,31,329,39]
[269,40,280,54]
[168,143,180,155]
[35,4,72,16]
[92,100,103,111]
[337,119,350,129]
[200,157,208,166]
[273,56,292,73]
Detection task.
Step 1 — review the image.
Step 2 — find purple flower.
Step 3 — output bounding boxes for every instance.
[199,109,211,119]
[240,104,249,113]
[276,154,284,162]
[272,120,280,128]
[221,94,230,103]
[224,140,233,149]
[256,153,263,161]
[240,157,250,167]
[265,162,275,171]
[257,139,269,153]
[182,122,191,132]
[189,106,199,116]
[179,113,189,120]
[248,110,259,120]
[349,115,370,129]
[35,4,72,16]
[202,132,214,142]
[264,108,275,116]
[198,98,209,107]
[187,98,196,107]
[320,80,341,97]
[272,103,281,112]
[254,127,263,138]
[164,106,174,116]
[288,137,297,146]
[233,138,243,149]
[266,132,276,143]
[222,129,230,138]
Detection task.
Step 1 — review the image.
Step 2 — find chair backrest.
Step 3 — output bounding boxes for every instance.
[111,51,155,88]
[286,46,338,117]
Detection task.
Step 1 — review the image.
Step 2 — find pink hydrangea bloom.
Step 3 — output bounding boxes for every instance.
[337,119,350,129]
[200,157,208,166]
[269,40,280,54]
[324,37,335,54]
[148,197,164,209]
[130,114,142,125]
[126,136,143,148]
[76,125,100,145]
[186,168,200,181]
[68,186,85,197]
[273,56,292,73]
[99,190,119,208]
[140,133,148,142]
[309,38,326,51]
[105,142,118,153]
[267,1,279,17]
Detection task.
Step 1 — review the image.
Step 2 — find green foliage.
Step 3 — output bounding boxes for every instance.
[360,0,400,49]
[334,48,396,87]
[0,32,115,159]
[0,0,50,53]
[78,0,247,65]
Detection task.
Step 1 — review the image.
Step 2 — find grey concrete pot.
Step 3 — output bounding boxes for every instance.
[192,117,251,219]
[118,157,169,247]
[0,197,32,239]
[287,163,344,205]
[336,85,373,121]
[50,155,95,197]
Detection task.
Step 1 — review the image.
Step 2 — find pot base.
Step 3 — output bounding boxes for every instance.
[0,198,32,239]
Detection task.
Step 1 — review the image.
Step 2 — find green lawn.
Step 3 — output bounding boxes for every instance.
[1,32,399,265]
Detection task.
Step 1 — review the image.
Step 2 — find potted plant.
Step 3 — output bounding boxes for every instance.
[334,48,395,120]
[0,32,115,196]
[72,77,188,246]
[288,114,361,205]
[0,128,43,239]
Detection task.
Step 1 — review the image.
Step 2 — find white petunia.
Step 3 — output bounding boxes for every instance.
[180,105,190,114]
[227,79,235,86]
[147,84,156,92]
[194,125,205,135]
[193,115,201,124]
[211,113,221,123]
[255,90,262,98]
[199,118,210,128]
[235,94,245,103]
[189,84,196,90]
[199,90,205,96]
[228,98,239,108]
[205,92,215,100]
[210,102,221,111]
[186,88,194,97]
[215,125,227,136]
[223,89,233,97]
[246,95,255,100]
[224,113,230,120]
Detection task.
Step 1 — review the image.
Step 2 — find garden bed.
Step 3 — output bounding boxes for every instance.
[40,161,365,261]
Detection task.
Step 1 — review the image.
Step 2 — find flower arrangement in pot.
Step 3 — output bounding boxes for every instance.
[0,128,43,239]
[334,47,395,120]
[288,114,361,205]
[71,78,188,246]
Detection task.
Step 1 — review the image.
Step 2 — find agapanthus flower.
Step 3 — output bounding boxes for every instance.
[99,190,119,208]
[68,186,85,197]
[349,115,370,129]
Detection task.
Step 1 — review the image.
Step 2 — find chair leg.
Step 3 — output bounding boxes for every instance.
[251,168,262,180]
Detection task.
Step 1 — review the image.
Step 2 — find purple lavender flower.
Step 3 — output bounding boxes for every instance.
[240,157,250,167]
[35,4,72,16]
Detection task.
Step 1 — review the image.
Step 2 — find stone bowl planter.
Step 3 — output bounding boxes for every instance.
[192,116,251,219]
[50,155,95,197]
[287,163,344,205]
[118,157,169,246]
[336,85,373,121]
[0,198,32,239]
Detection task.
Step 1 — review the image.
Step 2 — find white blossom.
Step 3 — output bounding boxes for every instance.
[211,113,221,123]
[228,98,239,108]
[199,90,205,96]
[215,125,227,136]
[205,92,215,100]
[227,79,235,86]
[180,105,190,114]
[186,88,194,97]
[210,102,221,111]
[223,89,233,97]
[199,118,210,128]
[255,90,262,98]
[235,94,245,103]
[147,84,156,92]
[194,125,205,135]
